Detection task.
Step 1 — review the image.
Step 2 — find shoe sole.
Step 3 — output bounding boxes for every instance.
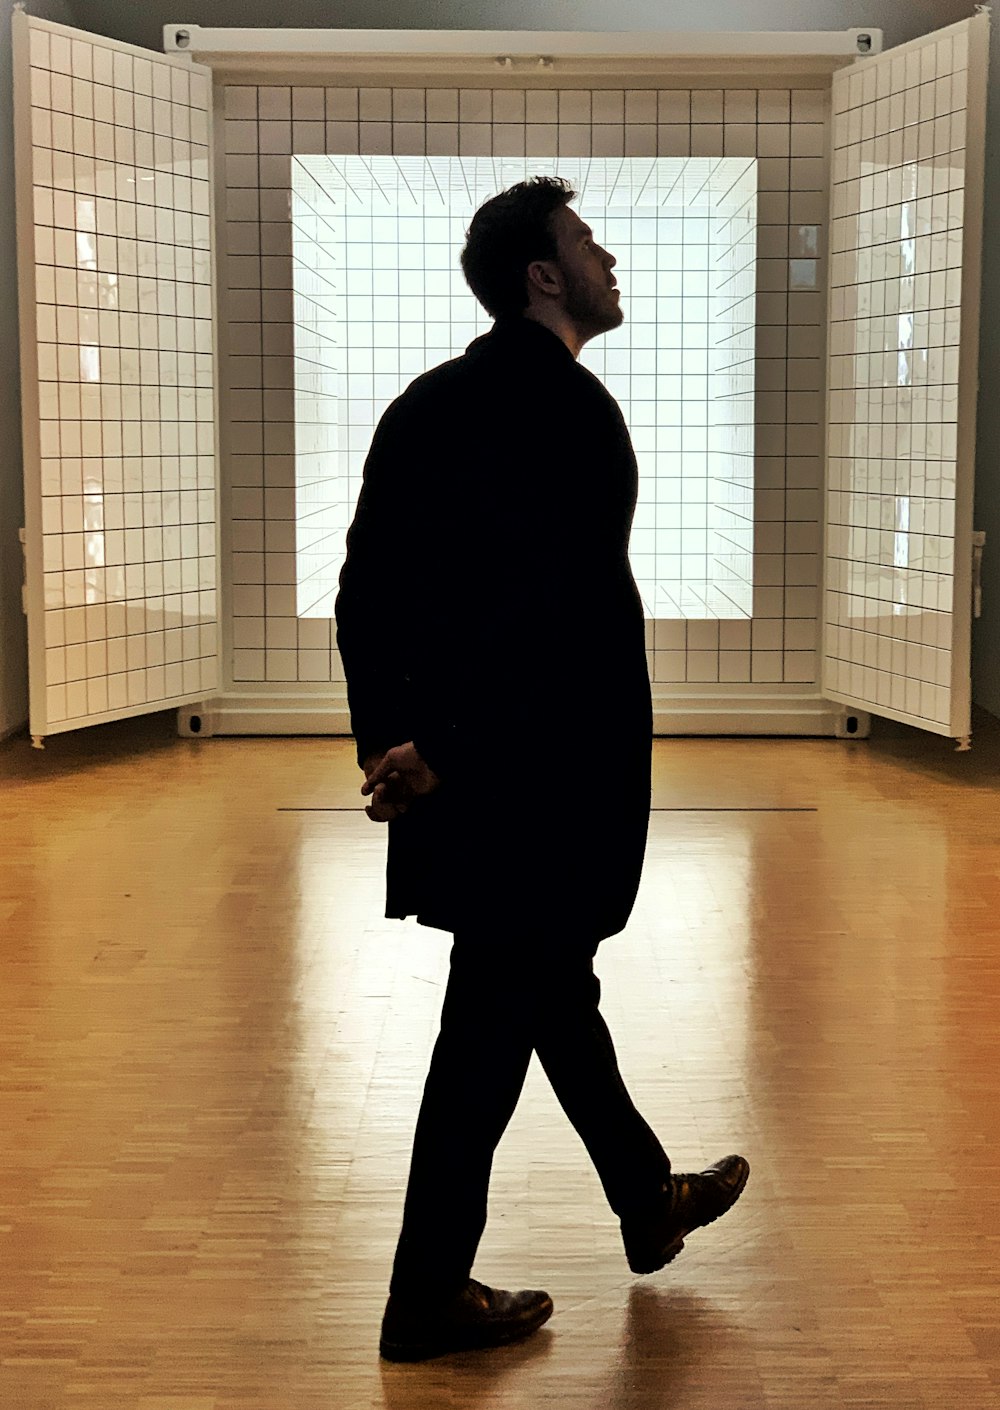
[627,1158,751,1275]
[379,1298,554,1362]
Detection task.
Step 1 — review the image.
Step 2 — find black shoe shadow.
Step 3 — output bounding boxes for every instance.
[376,1286,754,1408]
[608,1282,758,1408]
[378,1323,555,1407]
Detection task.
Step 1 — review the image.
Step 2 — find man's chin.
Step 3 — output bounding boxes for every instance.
[575,304,625,344]
[590,309,625,340]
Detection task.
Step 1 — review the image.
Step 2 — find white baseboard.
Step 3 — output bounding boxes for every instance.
[177,687,869,739]
[651,686,868,736]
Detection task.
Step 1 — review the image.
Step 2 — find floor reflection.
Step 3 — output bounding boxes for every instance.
[378,1322,556,1409]
[607,1285,756,1410]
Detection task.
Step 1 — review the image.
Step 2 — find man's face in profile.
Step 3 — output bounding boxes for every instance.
[549,204,624,341]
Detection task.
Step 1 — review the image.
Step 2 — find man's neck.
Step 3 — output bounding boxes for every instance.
[520,306,584,359]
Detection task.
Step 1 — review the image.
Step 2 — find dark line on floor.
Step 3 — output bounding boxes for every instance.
[277,806,818,814]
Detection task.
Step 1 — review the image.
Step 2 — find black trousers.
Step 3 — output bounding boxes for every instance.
[389,930,673,1300]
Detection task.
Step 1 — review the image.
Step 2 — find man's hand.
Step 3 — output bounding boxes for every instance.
[361,742,441,822]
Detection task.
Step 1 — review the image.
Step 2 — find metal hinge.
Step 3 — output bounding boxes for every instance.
[18,527,28,615]
[973,530,986,619]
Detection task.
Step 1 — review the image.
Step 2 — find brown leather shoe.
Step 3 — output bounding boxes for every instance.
[379,1278,554,1361]
[621,1154,750,1274]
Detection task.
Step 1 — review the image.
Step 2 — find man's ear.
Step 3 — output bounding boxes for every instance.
[525,258,563,300]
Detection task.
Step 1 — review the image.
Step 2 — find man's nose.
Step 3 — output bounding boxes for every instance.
[602,248,616,269]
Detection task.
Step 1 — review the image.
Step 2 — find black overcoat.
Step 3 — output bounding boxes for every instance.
[335,317,652,941]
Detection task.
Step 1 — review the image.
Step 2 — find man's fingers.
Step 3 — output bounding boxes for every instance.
[361,764,400,796]
[364,796,409,822]
[361,777,412,822]
[363,750,402,791]
[362,773,416,814]
[360,744,438,808]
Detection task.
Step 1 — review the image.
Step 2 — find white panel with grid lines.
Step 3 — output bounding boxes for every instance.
[222,83,830,700]
[823,15,987,742]
[13,14,220,742]
[289,154,757,625]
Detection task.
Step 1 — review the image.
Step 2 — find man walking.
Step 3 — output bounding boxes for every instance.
[335,177,749,1363]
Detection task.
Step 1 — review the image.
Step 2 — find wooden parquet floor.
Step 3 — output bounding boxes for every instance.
[1,712,999,1409]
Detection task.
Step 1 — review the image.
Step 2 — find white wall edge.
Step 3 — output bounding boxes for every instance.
[177,688,865,739]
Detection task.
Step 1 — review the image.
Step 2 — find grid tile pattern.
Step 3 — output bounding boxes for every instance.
[579,160,757,620]
[289,160,340,625]
[289,155,757,625]
[826,25,972,729]
[709,178,757,618]
[222,84,828,691]
[22,19,218,731]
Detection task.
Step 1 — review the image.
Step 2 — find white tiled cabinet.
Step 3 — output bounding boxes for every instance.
[12,15,988,746]
[12,13,221,745]
[823,17,987,746]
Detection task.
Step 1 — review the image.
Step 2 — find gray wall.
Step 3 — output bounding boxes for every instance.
[70,0,976,54]
[1,0,989,735]
[0,0,79,738]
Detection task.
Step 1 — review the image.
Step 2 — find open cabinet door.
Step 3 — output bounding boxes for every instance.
[12,13,220,746]
[823,14,988,748]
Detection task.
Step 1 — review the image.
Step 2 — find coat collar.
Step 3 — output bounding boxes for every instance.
[468,316,576,363]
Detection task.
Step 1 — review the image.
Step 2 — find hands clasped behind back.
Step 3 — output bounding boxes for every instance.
[362,742,441,822]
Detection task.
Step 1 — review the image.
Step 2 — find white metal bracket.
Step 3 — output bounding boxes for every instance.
[834,707,871,740]
[162,24,884,61]
[177,703,216,738]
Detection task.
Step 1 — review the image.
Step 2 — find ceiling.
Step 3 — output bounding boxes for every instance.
[68,1,626,54]
[300,155,757,213]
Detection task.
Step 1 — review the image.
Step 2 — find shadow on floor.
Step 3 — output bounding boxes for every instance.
[866,705,1000,793]
[375,1284,756,1410]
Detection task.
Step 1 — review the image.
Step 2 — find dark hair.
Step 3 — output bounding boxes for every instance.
[460,176,576,319]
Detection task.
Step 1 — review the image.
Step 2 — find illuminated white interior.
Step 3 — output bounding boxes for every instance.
[291,156,757,621]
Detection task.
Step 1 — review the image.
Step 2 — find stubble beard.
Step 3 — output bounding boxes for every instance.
[564,274,625,341]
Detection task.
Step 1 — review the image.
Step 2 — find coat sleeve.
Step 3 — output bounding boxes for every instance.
[335,397,417,768]
[334,393,460,776]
